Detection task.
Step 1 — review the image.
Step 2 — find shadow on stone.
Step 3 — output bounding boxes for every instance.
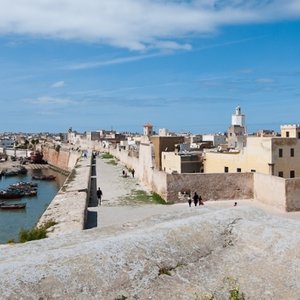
[85,210,98,229]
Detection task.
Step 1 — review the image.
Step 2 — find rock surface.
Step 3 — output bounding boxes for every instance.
[1,204,300,299]
[1,156,300,299]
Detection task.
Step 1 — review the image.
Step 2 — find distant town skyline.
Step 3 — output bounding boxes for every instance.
[0,1,300,134]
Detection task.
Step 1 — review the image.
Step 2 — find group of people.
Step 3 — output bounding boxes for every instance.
[188,192,204,207]
[122,168,135,178]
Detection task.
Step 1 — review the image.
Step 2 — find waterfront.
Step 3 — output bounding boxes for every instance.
[0,169,66,243]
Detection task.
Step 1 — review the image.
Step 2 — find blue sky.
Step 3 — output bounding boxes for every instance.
[0,0,300,134]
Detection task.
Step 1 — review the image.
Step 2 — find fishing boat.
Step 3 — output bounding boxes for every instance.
[32,175,56,181]
[0,190,23,199]
[0,202,26,209]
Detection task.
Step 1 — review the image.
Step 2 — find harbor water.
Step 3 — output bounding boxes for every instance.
[0,169,66,244]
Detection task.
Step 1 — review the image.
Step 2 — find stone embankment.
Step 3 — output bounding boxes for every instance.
[37,156,91,236]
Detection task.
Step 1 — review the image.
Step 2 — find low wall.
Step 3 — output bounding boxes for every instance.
[1,148,30,157]
[253,173,286,211]
[167,173,254,202]
[285,179,300,211]
[37,157,91,237]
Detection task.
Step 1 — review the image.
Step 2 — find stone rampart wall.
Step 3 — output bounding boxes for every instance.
[166,173,254,202]
[37,156,91,236]
[93,143,300,211]
[42,147,80,172]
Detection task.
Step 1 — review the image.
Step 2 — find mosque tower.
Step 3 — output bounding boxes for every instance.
[228,105,247,149]
[231,105,246,128]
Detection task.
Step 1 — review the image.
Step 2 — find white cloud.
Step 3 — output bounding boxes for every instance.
[0,1,299,50]
[29,96,74,105]
[51,80,65,88]
[65,53,163,70]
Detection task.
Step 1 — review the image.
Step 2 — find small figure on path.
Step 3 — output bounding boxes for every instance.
[193,192,199,206]
[131,169,135,178]
[234,202,237,207]
[188,196,192,207]
[97,188,103,206]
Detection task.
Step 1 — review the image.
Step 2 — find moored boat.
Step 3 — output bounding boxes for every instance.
[0,202,26,209]
[0,190,23,199]
[32,175,56,181]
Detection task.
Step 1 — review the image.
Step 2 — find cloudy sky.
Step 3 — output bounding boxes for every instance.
[0,0,300,134]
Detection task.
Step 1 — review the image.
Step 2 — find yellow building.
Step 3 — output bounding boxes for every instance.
[161,151,202,174]
[204,125,300,178]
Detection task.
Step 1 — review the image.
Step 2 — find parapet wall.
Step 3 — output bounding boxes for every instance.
[253,173,286,211]
[166,173,254,202]
[285,179,300,211]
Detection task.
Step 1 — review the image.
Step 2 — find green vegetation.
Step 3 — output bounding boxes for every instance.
[55,144,61,152]
[121,190,168,205]
[106,159,118,166]
[152,192,168,204]
[114,296,127,300]
[18,219,57,243]
[101,153,114,159]
[229,286,245,300]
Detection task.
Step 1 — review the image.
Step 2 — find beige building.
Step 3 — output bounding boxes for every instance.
[161,152,202,174]
[205,125,300,178]
[151,135,185,170]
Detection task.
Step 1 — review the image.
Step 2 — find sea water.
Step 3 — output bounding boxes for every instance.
[0,169,66,243]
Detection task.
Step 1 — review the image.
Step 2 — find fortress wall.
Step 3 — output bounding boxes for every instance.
[253,173,286,211]
[37,156,91,236]
[98,143,300,210]
[42,147,80,172]
[166,172,254,203]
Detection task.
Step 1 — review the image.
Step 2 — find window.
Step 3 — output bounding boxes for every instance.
[278,171,283,177]
[290,170,295,178]
[286,131,290,138]
[251,169,256,172]
[237,168,241,172]
[224,166,229,173]
[291,148,294,157]
[279,148,283,157]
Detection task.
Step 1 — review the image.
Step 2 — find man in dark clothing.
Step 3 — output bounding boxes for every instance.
[131,169,135,178]
[97,188,103,206]
[193,192,199,206]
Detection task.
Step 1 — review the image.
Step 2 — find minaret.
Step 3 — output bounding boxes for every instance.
[143,123,153,137]
[228,105,247,149]
[231,105,246,129]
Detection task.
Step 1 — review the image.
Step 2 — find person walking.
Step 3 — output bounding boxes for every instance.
[131,168,135,178]
[97,188,103,206]
[188,196,192,207]
[193,192,199,206]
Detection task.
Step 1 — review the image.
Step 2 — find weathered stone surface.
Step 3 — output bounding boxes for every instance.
[0,206,300,299]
